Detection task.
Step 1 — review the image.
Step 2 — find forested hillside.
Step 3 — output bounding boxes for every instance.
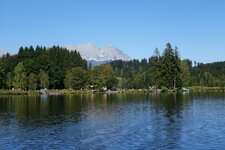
[0,43,225,91]
[191,61,225,87]
[0,45,118,90]
[110,43,189,89]
[0,46,87,89]
[110,43,225,89]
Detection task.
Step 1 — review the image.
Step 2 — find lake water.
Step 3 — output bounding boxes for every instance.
[1,93,225,149]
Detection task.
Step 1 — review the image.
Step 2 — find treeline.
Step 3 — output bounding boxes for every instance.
[191,62,225,87]
[1,43,225,91]
[0,46,87,89]
[0,45,118,90]
[110,43,190,89]
[64,65,118,90]
[111,43,225,89]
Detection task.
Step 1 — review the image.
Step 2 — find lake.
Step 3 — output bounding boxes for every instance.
[1,93,225,149]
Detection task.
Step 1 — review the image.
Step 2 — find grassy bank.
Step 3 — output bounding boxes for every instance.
[122,87,225,94]
[0,89,93,95]
[0,90,40,95]
[188,86,225,92]
[48,89,93,95]
[1,87,225,96]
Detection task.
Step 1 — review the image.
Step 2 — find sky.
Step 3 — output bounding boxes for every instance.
[0,0,225,63]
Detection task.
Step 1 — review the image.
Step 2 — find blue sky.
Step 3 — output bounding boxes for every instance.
[1,0,225,63]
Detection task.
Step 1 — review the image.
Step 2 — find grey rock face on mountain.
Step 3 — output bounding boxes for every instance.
[65,43,131,62]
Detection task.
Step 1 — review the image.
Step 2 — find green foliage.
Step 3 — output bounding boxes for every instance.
[149,48,161,88]
[190,61,225,87]
[39,70,49,88]
[13,62,26,90]
[0,46,86,89]
[6,72,13,89]
[64,67,87,90]
[88,64,118,90]
[28,73,38,90]
[160,44,182,89]
[0,61,5,88]
[180,60,191,87]
[1,43,225,91]
[110,43,187,90]
[203,71,214,87]
[106,76,118,90]
[133,73,144,89]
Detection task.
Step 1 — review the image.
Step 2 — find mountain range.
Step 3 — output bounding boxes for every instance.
[0,49,5,56]
[65,43,131,64]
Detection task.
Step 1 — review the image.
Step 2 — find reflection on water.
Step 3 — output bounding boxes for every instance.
[1,93,225,149]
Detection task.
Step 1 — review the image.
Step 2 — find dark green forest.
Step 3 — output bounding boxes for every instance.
[0,46,87,89]
[111,43,225,89]
[0,43,224,91]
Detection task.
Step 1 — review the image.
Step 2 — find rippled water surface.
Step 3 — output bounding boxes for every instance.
[1,93,225,149]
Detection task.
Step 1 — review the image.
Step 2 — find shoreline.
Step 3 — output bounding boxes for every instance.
[0,87,225,96]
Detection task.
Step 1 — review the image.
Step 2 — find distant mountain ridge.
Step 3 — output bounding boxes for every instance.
[65,43,131,62]
[0,49,5,56]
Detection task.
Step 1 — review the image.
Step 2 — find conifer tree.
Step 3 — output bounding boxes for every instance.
[160,43,182,89]
[149,48,161,89]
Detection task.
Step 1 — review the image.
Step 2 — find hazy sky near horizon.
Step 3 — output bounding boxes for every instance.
[1,0,225,63]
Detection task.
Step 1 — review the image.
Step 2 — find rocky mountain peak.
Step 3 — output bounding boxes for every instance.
[65,43,131,62]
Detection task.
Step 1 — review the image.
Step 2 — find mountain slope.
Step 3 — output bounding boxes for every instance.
[0,49,5,57]
[65,43,131,62]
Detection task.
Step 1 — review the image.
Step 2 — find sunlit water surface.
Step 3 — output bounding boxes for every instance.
[1,93,225,149]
